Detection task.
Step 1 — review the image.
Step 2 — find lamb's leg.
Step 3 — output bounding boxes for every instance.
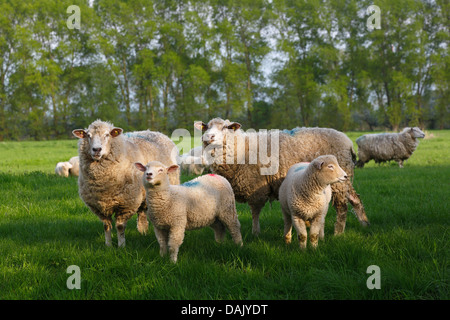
[292,215,307,250]
[168,226,186,263]
[137,210,149,235]
[281,207,293,244]
[210,220,226,243]
[219,212,243,246]
[249,202,265,236]
[319,209,327,240]
[347,188,370,227]
[309,216,322,249]
[397,160,404,168]
[154,226,169,257]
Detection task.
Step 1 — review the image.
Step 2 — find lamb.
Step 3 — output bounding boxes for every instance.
[135,161,243,263]
[195,118,369,236]
[178,146,211,176]
[356,127,425,168]
[72,120,180,247]
[279,155,348,249]
[55,156,79,177]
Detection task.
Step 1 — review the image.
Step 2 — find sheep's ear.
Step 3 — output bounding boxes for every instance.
[194,121,208,132]
[110,128,123,137]
[167,164,179,173]
[134,162,147,172]
[227,122,241,131]
[73,129,87,139]
[314,160,324,170]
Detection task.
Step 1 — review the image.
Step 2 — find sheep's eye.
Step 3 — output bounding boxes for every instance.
[327,165,334,170]
[105,133,110,137]
[87,133,92,138]
[158,169,163,173]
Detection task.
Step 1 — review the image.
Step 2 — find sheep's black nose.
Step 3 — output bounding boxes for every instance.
[146,172,153,177]
[92,147,102,152]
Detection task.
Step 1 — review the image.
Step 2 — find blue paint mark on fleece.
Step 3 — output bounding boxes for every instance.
[282,128,300,136]
[294,165,308,173]
[123,132,148,140]
[182,180,200,188]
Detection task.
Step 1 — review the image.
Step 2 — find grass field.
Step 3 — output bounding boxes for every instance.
[0,131,448,300]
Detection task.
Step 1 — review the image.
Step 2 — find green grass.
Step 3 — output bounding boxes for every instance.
[0,132,448,299]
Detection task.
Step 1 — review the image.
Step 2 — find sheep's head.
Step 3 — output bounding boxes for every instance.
[72,120,122,161]
[135,161,179,188]
[194,118,241,148]
[407,127,425,139]
[312,155,348,185]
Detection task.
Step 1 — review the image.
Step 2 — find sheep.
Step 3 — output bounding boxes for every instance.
[55,156,80,177]
[72,120,180,247]
[194,118,369,236]
[356,127,425,168]
[279,155,348,249]
[135,161,243,263]
[178,146,211,176]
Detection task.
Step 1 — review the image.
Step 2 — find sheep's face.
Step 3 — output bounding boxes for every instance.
[312,155,348,185]
[409,127,425,139]
[194,118,241,147]
[135,161,179,188]
[73,122,122,161]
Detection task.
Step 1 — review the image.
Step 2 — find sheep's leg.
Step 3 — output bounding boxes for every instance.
[347,188,370,227]
[154,226,169,257]
[219,213,243,246]
[168,226,186,263]
[137,210,149,235]
[397,159,404,168]
[249,202,265,236]
[281,208,293,244]
[319,210,327,240]
[291,215,307,250]
[309,216,322,249]
[210,220,226,243]
[101,217,113,247]
[115,214,133,248]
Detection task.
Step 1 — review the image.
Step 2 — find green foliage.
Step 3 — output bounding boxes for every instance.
[0,0,448,141]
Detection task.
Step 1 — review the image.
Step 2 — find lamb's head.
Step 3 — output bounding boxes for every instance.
[55,162,72,177]
[135,161,179,189]
[311,155,348,185]
[72,120,123,161]
[403,127,425,139]
[194,118,241,148]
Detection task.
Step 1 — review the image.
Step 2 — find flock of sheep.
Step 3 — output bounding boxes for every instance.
[55,119,425,263]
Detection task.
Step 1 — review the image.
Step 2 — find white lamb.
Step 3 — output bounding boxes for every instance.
[55,156,79,177]
[135,161,243,263]
[279,155,348,250]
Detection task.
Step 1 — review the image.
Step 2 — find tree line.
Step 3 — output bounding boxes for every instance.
[0,0,448,140]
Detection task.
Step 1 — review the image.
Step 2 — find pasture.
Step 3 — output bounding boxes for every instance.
[0,131,448,300]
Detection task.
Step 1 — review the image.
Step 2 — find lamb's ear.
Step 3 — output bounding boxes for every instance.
[194,121,208,132]
[227,122,241,131]
[72,129,87,139]
[314,160,325,170]
[167,164,179,173]
[134,162,147,172]
[110,128,123,137]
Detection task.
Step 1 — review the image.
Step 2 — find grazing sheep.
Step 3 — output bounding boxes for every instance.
[72,120,180,247]
[195,118,369,236]
[135,161,243,263]
[356,127,425,168]
[279,155,348,249]
[55,156,80,177]
[178,146,211,176]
